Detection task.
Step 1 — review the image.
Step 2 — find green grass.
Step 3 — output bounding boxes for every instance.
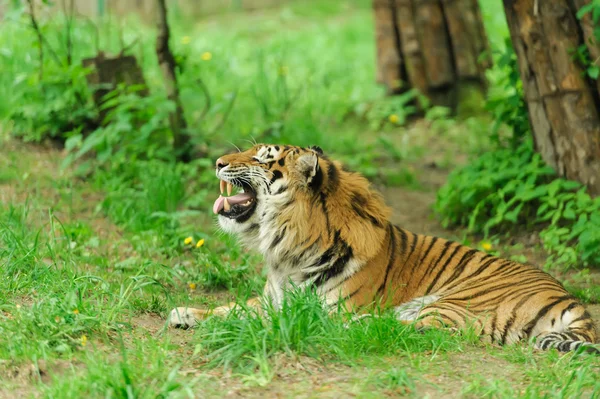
[2,141,600,399]
[1,1,600,397]
[196,288,476,376]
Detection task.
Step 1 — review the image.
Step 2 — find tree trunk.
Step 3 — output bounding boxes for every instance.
[504,0,600,195]
[82,53,148,123]
[372,0,491,111]
[155,0,192,163]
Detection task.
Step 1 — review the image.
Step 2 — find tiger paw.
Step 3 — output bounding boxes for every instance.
[169,307,209,328]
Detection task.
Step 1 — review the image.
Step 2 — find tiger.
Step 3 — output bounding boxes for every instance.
[169,144,599,353]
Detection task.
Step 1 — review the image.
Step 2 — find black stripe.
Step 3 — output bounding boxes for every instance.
[497,290,544,341]
[414,241,453,289]
[327,162,339,192]
[433,304,470,322]
[336,284,364,306]
[418,237,439,266]
[308,231,353,287]
[270,228,286,250]
[384,229,414,288]
[441,253,496,292]
[569,311,592,325]
[351,192,383,227]
[309,163,323,191]
[274,185,288,195]
[407,230,418,257]
[270,170,283,184]
[438,249,479,289]
[422,312,457,328]
[376,223,397,296]
[563,331,580,341]
[449,277,550,303]
[319,192,331,238]
[467,284,559,310]
[489,312,498,342]
[500,313,517,345]
[561,302,579,318]
[395,226,408,255]
[245,223,259,233]
[308,145,322,154]
[425,243,462,294]
[523,295,573,337]
[235,201,257,223]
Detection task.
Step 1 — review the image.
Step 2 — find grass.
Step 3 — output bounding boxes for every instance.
[2,130,599,399]
[1,0,599,397]
[195,289,476,375]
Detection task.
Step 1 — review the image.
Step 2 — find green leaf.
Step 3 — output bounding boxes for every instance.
[504,202,524,223]
[577,3,595,20]
[537,203,549,217]
[563,207,576,220]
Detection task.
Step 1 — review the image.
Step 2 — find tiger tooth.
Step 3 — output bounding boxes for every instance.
[220,180,226,194]
[227,182,232,196]
[223,198,231,211]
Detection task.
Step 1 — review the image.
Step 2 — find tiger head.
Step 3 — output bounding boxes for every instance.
[213,144,390,263]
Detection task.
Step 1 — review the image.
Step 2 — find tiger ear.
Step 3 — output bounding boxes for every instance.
[309,145,323,155]
[294,152,320,183]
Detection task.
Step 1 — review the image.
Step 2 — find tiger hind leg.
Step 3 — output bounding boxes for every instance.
[395,297,488,338]
[394,295,441,322]
[342,295,441,329]
[531,302,598,354]
[393,296,471,333]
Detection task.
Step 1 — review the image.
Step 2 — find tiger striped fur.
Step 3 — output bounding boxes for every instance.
[170,144,598,353]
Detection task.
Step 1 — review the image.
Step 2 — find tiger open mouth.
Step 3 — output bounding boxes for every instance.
[213,179,257,221]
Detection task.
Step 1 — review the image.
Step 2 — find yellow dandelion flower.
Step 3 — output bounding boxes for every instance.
[73,309,79,315]
[278,65,289,76]
[201,52,212,61]
[184,236,193,245]
[181,36,191,45]
[81,335,88,347]
[389,114,399,124]
[196,239,205,248]
[188,282,197,290]
[481,242,493,251]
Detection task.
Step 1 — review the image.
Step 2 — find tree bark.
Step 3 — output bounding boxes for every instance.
[372,0,491,111]
[155,0,192,163]
[504,0,600,195]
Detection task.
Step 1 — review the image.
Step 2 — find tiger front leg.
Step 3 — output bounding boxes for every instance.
[169,297,262,328]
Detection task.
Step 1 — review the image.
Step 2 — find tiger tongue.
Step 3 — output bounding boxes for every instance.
[213,193,254,214]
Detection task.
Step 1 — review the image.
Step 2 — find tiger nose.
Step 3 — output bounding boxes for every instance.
[216,157,229,170]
